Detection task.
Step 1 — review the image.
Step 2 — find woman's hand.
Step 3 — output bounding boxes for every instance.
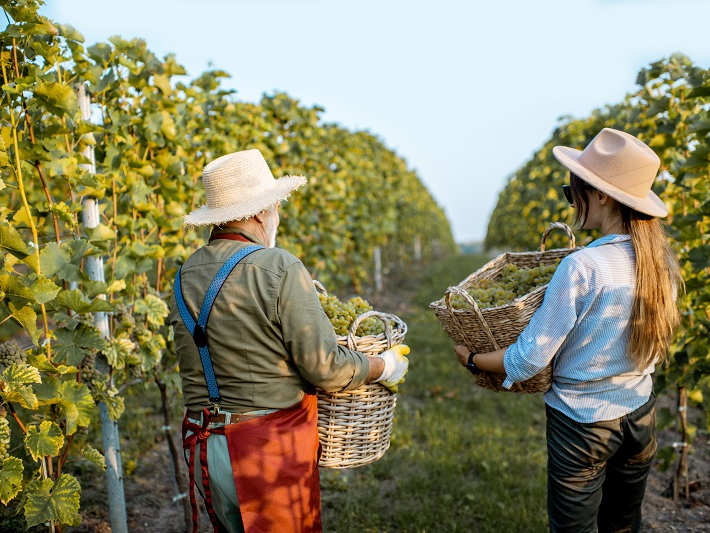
[454,345,471,366]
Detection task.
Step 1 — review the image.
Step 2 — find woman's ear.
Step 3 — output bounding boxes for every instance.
[598,192,610,205]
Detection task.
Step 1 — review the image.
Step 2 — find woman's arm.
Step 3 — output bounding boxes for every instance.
[454,345,506,373]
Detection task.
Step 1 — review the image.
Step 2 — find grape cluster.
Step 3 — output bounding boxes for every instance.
[318,294,385,337]
[0,417,10,462]
[0,341,27,370]
[451,261,560,310]
[79,353,103,386]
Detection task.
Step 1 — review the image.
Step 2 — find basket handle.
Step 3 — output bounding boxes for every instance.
[444,286,501,351]
[539,222,575,252]
[313,279,328,295]
[347,310,398,351]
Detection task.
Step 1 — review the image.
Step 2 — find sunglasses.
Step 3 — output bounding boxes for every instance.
[562,185,573,205]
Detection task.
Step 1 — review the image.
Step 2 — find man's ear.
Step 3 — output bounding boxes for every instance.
[253,210,267,223]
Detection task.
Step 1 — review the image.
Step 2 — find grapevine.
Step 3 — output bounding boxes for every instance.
[451,261,560,310]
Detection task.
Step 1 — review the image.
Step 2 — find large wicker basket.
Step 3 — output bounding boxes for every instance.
[429,222,578,394]
[314,283,407,468]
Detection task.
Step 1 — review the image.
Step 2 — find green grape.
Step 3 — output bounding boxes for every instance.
[451,260,561,310]
[0,340,27,370]
[0,417,10,462]
[318,293,385,336]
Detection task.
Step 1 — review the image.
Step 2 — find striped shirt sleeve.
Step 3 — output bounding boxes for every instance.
[502,254,589,388]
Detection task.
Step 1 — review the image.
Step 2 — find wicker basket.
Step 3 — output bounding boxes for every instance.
[429,222,578,394]
[314,283,407,468]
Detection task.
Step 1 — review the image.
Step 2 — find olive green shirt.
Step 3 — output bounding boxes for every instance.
[170,228,370,413]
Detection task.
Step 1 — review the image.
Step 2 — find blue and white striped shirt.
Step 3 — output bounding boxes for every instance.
[503,234,654,423]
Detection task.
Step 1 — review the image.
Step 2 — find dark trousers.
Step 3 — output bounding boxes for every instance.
[546,394,657,533]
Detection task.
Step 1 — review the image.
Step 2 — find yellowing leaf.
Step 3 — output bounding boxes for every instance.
[134,294,169,326]
[0,457,23,504]
[23,474,82,528]
[57,381,95,435]
[24,421,64,460]
[1,363,41,387]
[81,444,106,470]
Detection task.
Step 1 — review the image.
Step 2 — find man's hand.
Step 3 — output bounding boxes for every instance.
[376,344,410,393]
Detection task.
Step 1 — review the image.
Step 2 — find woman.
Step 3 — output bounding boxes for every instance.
[455,128,683,532]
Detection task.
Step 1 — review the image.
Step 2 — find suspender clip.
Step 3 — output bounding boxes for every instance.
[193,324,208,348]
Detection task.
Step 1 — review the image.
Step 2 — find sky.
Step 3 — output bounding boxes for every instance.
[39,0,710,243]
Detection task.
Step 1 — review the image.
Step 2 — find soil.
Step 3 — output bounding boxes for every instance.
[61,283,710,532]
[61,399,709,533]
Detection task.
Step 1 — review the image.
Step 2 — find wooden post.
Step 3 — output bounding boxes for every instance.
[373,246,382,305]
[413,236,422,263]
[76,83,128,533]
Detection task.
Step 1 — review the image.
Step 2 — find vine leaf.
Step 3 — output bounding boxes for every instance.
[23,474,82,528]
[40,242,83,282]
[134,294,169,326]
[1,363,41,409]
[24,420,64,460]
[0,457,23,504]
[81,444,106,470]
[0,222,30,260]
[7,302,38,344]
[34,81,79,116]
[27,352,78,376]
[52,325,105,367]
[55,289,113,313]
[56,381,95,435]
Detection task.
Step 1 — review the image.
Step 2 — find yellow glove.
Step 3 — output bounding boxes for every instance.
[376,344,410,393]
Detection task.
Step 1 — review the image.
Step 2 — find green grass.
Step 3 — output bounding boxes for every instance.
[321,254,549,532]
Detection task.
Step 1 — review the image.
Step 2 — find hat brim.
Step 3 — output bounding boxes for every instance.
[183,175,307,226]
[552,146,668,217]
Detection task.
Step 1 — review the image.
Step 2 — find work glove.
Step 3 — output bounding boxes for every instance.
[375,344,410,393]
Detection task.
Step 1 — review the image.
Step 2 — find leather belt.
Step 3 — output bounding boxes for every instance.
[186,410,263,425]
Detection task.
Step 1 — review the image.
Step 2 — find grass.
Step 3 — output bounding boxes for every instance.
[320,254,549,532]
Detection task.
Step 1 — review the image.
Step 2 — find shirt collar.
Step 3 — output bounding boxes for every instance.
[210,227,266,246]
[586,234,631,248]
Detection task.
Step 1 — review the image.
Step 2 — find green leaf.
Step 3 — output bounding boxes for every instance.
[0,457,23,504]
[85,223,115,244]
[104,336,135,369]
[40,242,83,282]
[34,82,79,116]
[1,273,35,304]
[57,381,95,435]
[81,444,106,470]
[24,274,61,304]
[54,289,113,313]
[0,222,30,259]
[52,325,105,366]
[7,301,38,343]
[24,421,64,460]
[23,474,82,528]
[134,294,169,326]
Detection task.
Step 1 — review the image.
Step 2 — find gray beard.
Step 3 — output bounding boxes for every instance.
[265,214,278,248]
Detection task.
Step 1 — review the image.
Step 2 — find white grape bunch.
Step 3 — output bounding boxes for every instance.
[0,341,27,370]
[451,260,561,310]
[318,293,385,336]
[0,417,10,462]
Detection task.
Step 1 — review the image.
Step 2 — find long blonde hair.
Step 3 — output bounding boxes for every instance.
[570,173,683,368]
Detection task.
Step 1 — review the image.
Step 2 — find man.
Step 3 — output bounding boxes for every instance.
[170,149,409,533]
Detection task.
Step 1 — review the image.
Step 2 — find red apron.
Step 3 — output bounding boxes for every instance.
[182,394,322,533]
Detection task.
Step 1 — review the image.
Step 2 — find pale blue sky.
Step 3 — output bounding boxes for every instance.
[41,0,710,243]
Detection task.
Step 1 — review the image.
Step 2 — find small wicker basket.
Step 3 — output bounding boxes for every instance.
[429,222,578,394]
[314,282,407,468]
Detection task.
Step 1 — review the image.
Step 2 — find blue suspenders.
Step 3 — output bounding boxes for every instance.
[173,245,263,405]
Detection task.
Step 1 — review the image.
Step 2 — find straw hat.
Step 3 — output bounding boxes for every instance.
[552,128,667,217]
[184,149,306,226]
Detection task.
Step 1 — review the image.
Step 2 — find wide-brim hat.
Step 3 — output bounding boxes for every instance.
[184,149,306,226]
[552,128,667,217]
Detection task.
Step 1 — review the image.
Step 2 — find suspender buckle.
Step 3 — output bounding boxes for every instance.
[193,324,208,348]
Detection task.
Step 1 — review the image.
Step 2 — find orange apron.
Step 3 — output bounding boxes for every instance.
[182,394,322,533]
